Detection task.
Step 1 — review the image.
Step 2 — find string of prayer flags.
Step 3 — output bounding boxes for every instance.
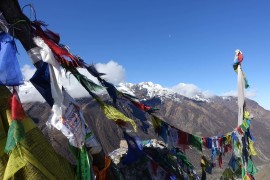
[84,63,105,81]
[202,113,258,179]
[33,22,136,145]
[74,57,256,174]
[202,113,255,162]
[150,115,202,152]
[0,32,23,86]
[83,63,122,105]
[79,64,205,153]
[83,62,159,114]
[31,34,258,179]
[70,70,137,131]
[4,89,26,153]
[233,50,257,179]
[10,16,259,179]
[220,154,256,179]
[31,36,100,179]
[121,93,158,113]
[63,59,137,131]
[75,68,138,131]
[67,65,137,131]
[28,37,101,179]
[175,129,202,152]
[34,34,67,132]
[31,20,82,67]
[220,51,257,179]
[66,65,103,92]
[32,36,88,148]
[82,64,119,104]
[28,41,102,149]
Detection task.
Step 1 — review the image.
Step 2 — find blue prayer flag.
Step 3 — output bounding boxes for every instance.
[0,32,23,86]
[30,61,54,107]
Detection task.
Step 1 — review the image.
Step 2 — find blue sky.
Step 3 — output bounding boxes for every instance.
[17,0,270,109]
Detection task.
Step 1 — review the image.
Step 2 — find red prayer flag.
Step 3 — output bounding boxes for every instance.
[11,89,26,121]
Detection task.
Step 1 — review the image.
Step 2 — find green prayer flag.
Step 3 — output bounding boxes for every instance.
[247,159,258,175]
[189,134,202,152]
[4,121,25,153]
[69,145,93,180]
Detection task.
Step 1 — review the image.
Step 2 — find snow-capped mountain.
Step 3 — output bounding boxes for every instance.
[18,81,211,103]
[117,82,210,102]
[117,82,172,98]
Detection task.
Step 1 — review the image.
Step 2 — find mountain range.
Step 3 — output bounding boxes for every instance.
[21,81,270,178]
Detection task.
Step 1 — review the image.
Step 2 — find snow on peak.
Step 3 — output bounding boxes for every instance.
[118,82,172,98]
[117,82,136,96]
[221,96,233,101]
[118,82,210,102]
[138,82,172,97]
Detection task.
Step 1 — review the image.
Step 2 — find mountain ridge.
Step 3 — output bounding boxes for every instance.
[21,81,270,160]
[20,80,270,178]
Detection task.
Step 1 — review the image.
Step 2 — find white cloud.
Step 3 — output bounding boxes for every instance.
[19,60,126,101]
[63,60,125,98]
[221,90,237,97]
[221,89,256,99]
[202,90,215,98]
[172,83,200,98]
[21,64,36,81]
[171,83,214,98]
[95,60,125,84]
